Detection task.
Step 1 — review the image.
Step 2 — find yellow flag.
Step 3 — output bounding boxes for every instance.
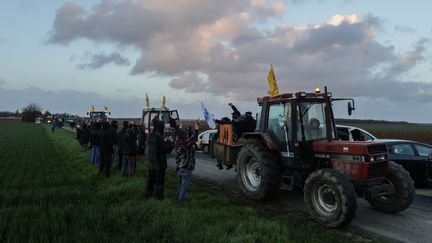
[91,105,96,112]
[146,93,150,110]
[161,96,166,109]
[267,64,280,97]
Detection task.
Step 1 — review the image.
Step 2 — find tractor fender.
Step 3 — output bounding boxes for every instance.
[239,132,279,151]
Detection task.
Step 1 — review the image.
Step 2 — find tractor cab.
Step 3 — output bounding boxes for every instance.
[256,89,340,165]
[141,108,180,140]
[87,106,111,123]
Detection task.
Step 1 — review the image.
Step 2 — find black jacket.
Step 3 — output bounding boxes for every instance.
[99,129,115,154]
[146,121,172,171]
[122,127,137,156]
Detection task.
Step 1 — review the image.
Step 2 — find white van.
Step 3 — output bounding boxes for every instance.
[336,125,377,141]
[196,129,218,153]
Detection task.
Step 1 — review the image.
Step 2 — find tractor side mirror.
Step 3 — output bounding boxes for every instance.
[348,102,355,116]
[87,112,89,115]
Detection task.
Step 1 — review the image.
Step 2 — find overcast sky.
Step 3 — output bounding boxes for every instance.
[1,0,431,122]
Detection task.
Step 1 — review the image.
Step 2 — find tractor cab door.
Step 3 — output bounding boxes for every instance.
[142,111,160,134]
[294,101,336,163]
[266,103,294,157]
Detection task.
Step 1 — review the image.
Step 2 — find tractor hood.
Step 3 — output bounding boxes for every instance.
[313,140,388,156]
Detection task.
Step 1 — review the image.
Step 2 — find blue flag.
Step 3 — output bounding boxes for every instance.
[201,102,216,129]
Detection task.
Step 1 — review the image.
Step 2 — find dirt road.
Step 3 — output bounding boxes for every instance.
[168,152,432,243]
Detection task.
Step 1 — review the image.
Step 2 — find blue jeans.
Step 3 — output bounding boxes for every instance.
[176,168,192,203]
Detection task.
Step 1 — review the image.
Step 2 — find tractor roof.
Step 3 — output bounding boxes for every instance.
[257,91,331,105]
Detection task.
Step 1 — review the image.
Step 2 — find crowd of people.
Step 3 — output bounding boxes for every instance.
[71,102,253,203]
[74,117,199,203]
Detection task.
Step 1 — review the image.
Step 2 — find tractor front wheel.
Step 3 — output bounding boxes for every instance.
[304,169,357,228]
[237,143,281,201]
[366,161,415,213]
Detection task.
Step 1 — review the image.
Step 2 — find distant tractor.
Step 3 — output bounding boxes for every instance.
[210,87,415,228]
[141,107,180,141]
[87,106,111,123]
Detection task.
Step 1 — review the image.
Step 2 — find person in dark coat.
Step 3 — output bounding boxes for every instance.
[121,121,137,176]
[99,122,115,177]
[89,122,101,165]
[145,119,173,200]
[244,111,256,132]
[110,120,120,168]
[78,122,90,151]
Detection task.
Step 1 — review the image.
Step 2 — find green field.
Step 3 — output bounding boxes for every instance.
[337,121,432,144]
[0,121,381,242]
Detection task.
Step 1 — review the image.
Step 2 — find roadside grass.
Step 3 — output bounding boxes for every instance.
[0,121,383,242]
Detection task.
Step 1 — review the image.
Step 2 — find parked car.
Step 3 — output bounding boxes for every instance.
[196,129,217,153]
[336,125,377,141]
[376,139,432,186]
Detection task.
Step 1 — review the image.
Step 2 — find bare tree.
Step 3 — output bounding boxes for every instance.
[21,103,43,122]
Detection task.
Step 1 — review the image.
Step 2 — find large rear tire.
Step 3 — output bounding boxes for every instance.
[237,143,281,201]
[304,169,357,228]
[366,161,415,213]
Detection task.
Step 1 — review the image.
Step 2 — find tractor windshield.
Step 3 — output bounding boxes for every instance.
[90,112,107,121]
[297,102,334,141]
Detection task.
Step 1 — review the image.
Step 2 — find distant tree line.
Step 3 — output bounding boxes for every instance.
[21,103,43,123]
[0,110,20,117]
[336,118,411,125]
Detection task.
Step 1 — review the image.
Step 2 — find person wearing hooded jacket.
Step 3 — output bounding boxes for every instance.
[145,119,173,200]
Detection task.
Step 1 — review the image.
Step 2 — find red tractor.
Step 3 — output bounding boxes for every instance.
[210,87,414,228]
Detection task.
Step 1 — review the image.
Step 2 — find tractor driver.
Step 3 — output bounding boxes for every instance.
[306,118,323,140]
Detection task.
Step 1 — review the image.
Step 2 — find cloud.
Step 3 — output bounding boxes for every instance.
[77,52,130,70]
[47,1,432,105]
[394,25,415,33]
[0,78,5,88]
[0,87,236,120]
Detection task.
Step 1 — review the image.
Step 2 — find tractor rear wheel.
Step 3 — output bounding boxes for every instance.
[304,169,357,228]
[237,143,281,201]
[366,161,415,213]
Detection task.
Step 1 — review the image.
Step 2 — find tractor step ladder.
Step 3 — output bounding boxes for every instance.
[281,174,295,191]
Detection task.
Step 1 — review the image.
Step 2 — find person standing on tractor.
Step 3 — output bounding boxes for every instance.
[145,119,173,200]
[175,121,199,203]
[244,111,257,132]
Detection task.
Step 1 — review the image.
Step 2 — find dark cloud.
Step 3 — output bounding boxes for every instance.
[77,52,130,70]
[47,1,432,107]
[394,25,415,33]
[169,72,209,93]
